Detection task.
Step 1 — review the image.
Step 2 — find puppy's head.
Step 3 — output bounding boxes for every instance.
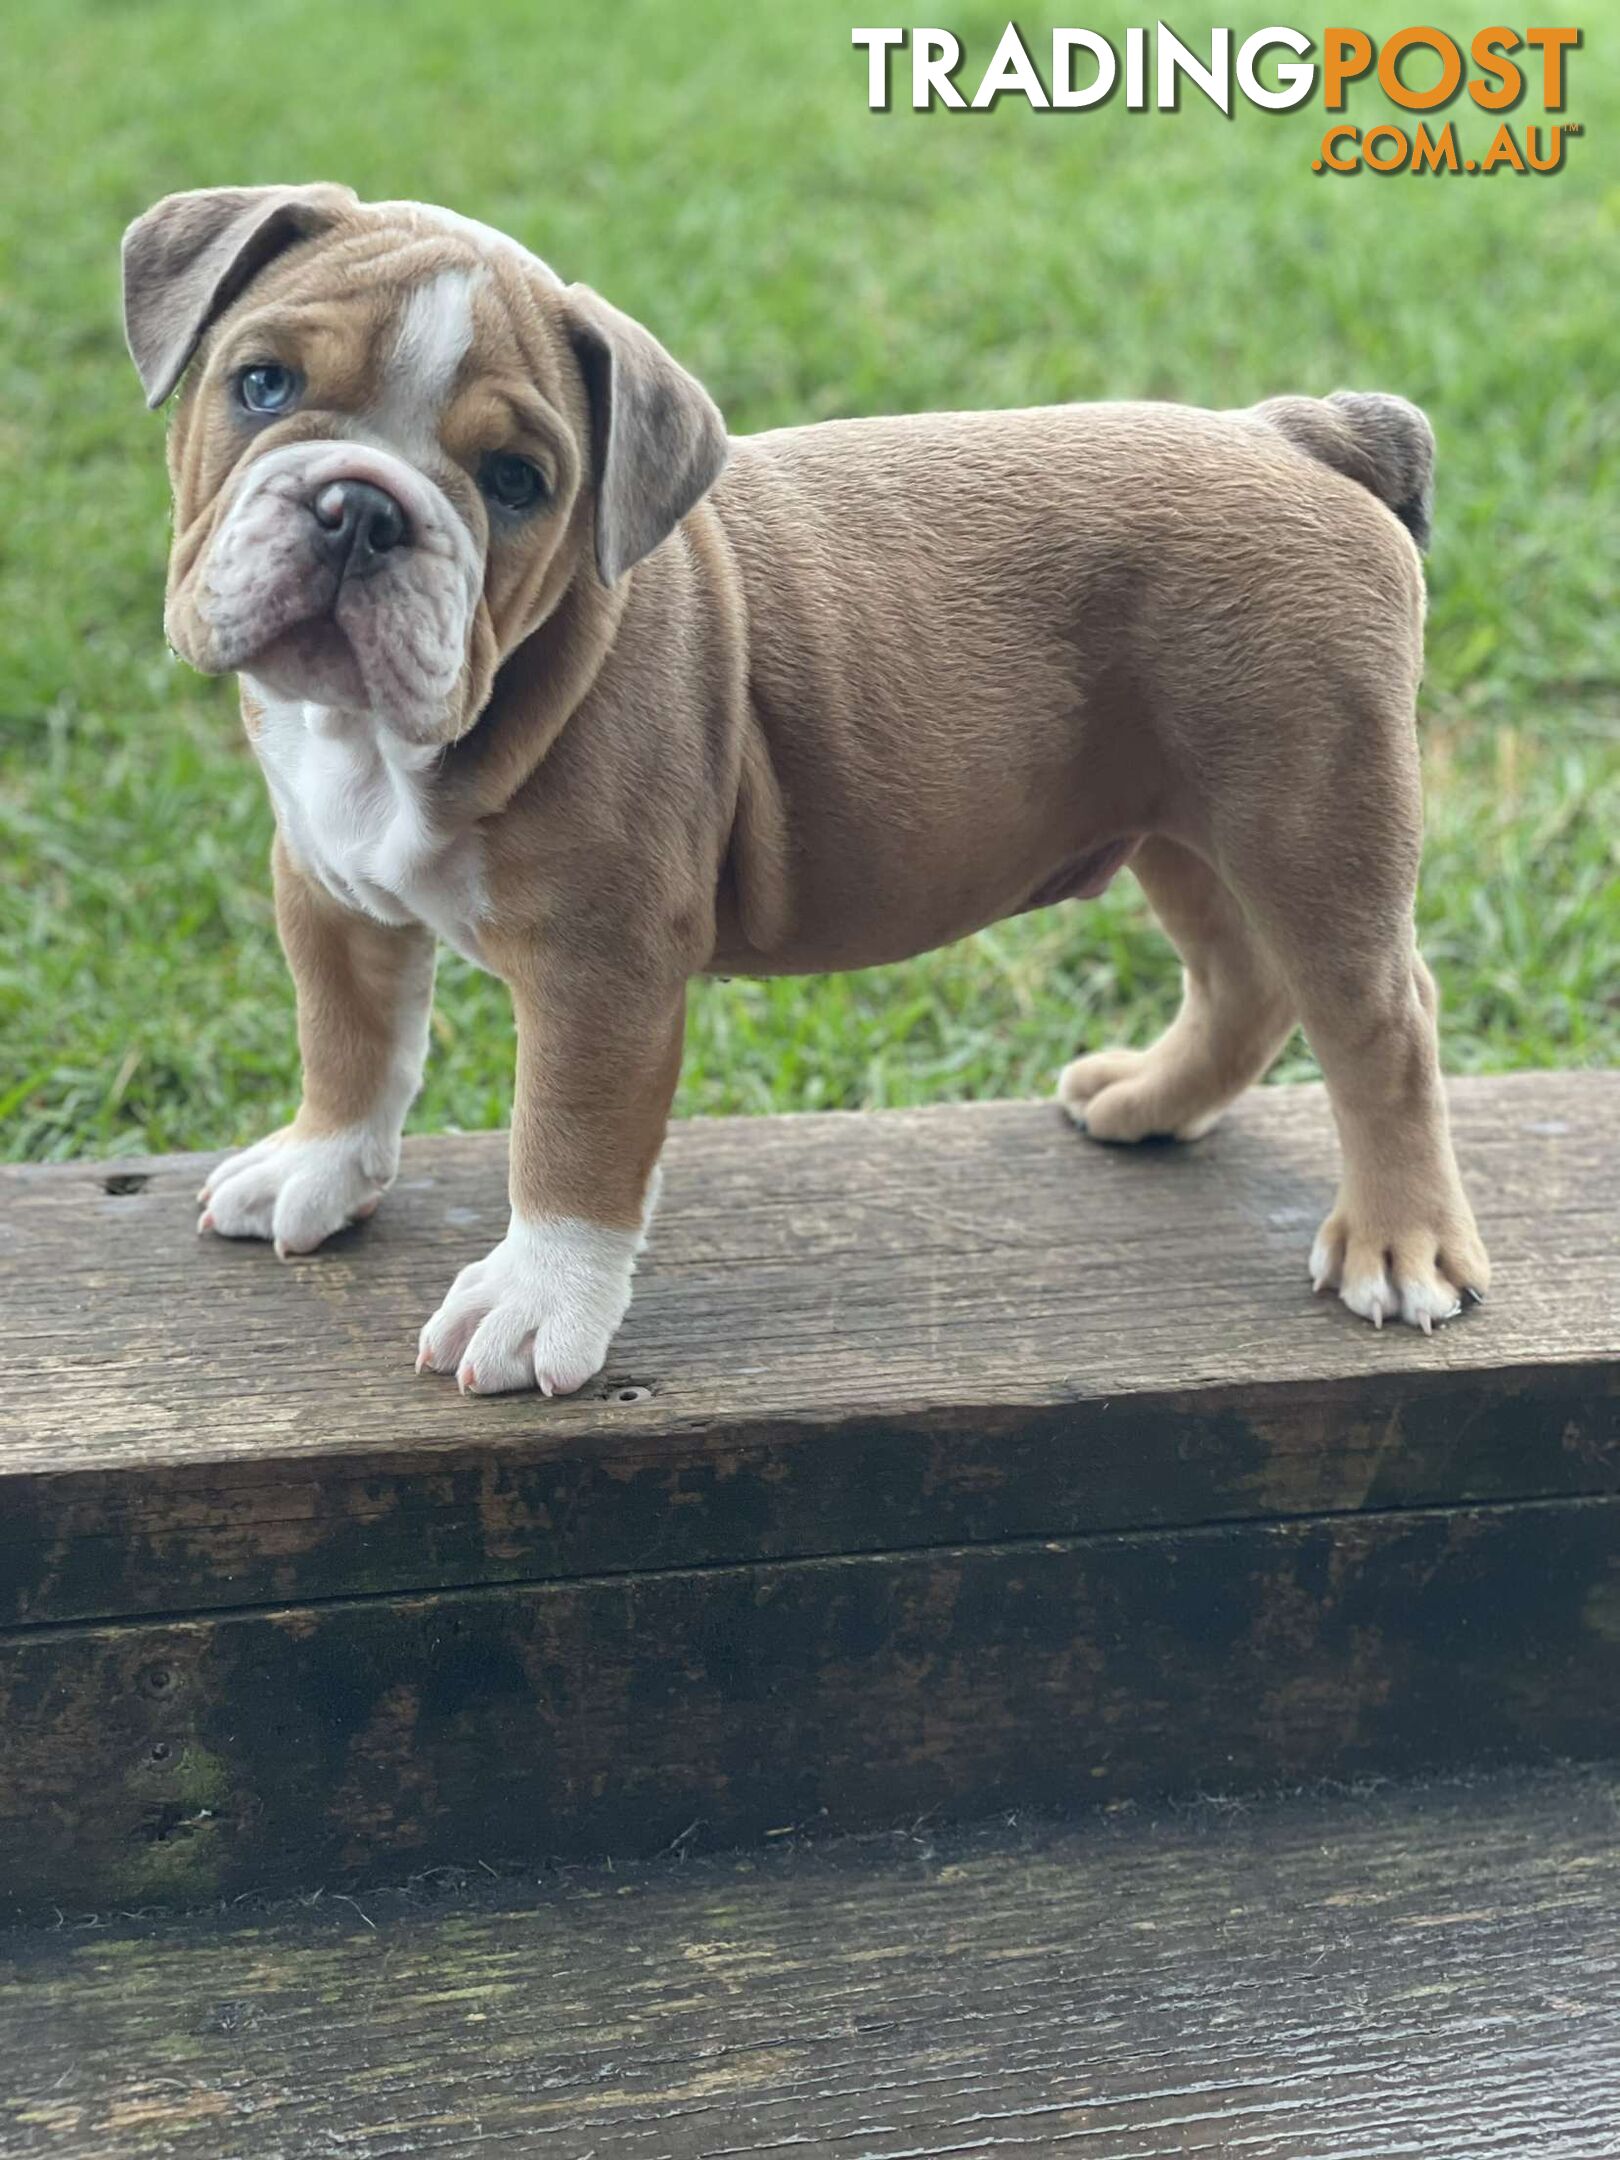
[123,186,727,743]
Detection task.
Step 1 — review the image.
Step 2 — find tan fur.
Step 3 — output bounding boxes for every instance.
[271,831,434,1139]
[127,187,1489,1387]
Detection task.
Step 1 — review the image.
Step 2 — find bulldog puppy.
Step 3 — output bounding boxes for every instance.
[123,184,1489,1394]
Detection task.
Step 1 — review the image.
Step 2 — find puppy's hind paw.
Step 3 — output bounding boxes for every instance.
[1059,1048,1149,1118]
[1058,1048,1226,1145]
[1309,1209,1489,1334]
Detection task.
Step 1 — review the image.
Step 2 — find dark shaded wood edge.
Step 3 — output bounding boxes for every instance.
[4,1490,1619,1917]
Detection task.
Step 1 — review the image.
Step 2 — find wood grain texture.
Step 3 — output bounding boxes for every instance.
[6,1491,1620,1916]
[3,1767,1618,2158]
[3,1073,1616,1626]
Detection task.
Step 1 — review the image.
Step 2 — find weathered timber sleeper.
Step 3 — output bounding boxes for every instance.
[1,1070,1616,1915]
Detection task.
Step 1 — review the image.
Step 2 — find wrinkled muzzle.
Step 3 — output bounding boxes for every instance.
[175,440,483,743]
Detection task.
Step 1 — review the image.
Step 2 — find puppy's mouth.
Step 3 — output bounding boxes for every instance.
[243,613,368,710]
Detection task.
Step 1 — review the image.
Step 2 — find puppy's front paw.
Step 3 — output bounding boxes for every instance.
[416,1219,641,1397]
[1309,1200,1490,1333]
[199,1126,393,1258]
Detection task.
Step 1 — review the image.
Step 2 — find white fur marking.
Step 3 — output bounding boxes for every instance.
[418,1214,650,1397]
[369,269,479,458]
[248,680,490,963]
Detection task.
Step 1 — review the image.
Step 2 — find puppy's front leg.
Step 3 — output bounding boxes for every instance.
[200,833,435,1256]
[417,968,684,1398]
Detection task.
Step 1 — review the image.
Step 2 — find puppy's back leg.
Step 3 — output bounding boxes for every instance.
[1060,837,1296,1142]
[1211,706,1489,1332]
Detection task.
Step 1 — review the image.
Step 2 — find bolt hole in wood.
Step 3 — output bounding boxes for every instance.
[140,1665,178,1698]
[197,2001,256,2037]
[608,1383,654,1403]
[101,1172,150,1196]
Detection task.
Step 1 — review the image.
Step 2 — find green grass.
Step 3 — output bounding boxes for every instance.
[1,0,1615,1161]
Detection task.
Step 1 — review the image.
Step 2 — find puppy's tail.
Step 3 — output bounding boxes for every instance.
[1256,391,1435,552]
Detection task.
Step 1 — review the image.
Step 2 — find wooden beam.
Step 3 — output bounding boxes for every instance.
[5,1494,1620,1913]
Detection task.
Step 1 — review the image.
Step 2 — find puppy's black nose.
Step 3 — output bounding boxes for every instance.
[311,480,409,577]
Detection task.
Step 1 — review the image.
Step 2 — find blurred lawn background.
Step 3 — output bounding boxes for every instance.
[1,0,1615,1161]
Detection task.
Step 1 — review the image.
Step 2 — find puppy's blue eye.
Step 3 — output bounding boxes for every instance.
[237,364,298,415]
[478,452,547,513]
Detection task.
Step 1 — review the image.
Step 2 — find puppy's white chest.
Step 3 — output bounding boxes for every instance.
[251,692,487,962]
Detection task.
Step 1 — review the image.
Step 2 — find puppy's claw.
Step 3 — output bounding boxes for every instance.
[1417,1310,1433,1336]
[458,1363,477,1395]
[1465,1284,1487,1306]
[197,1210,214,1234]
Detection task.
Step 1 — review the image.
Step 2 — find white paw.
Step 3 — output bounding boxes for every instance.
[199,1126,394,1258]
[416,1218,641,1397]
[1309,1211,1488,1334]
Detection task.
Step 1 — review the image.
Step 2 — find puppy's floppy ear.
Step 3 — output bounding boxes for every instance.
[122,184,357,409]
[564,285,728,586]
